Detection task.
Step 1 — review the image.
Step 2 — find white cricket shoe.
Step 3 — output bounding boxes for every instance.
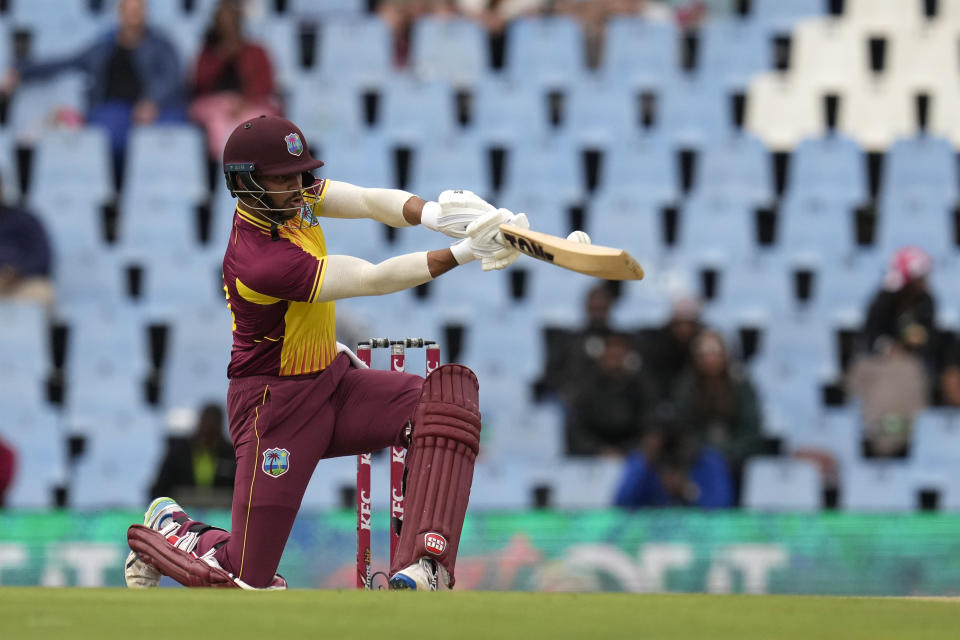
[389,557,439,591]
[124,497,187,588]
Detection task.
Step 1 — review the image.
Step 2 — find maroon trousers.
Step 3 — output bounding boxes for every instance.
[183,353,422,588]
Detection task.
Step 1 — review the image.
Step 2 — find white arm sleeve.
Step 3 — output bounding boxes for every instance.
[316,253,433,302]
[319,180,415,228]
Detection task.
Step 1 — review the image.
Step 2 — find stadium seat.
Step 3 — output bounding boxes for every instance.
[315,16,393,90]
[117,195,200,262]
[837,78,916,151]
[656,75,732,145]
[749,0,826,34]
[481,385,564,463]
[33,194,105,258]
[879,135,958,209]
[809,258,881,327]
[842,0,925,34]
[27,126,113,207]
[469,77,550,146]
[505,16,587,90]
[889,22,959,92]
[929,83,960,147]
[586,194,664,270]
[288,0,364,17]
[139,253,225,316]
[786,407,861,472]
[534,457,624,509]
[316,132,393,189]
[0,301,48,379]
[910,409,960,471]
[410,16,487,87]
[712,261,795,328]
[378,77,457,146]
[459,307,544,382]
[745,72,824,151]
[162,304,233,410]
[601,16,680,90]
[594,133,678,205]
[690,133,774,207]
[840,461,917,512]
[784,134,867,209]
[0,407,66,508]
[743,457,822,511]
[64,304,150,391]
[8,72,87,139]
[876,200,954,262]
[246,17,304,92]
[13,0,100,57]
[124,125,207,204]
[470,459,535,509]
[697,17,774,90]
[0,129,19,203]
[779,196,858,265]
[288,82,366,143]
[54,250,125,312]
[563,77,637,148]
[406,135,488,201]
[676,196,755,264]
[756,314,838,380]
[791,17,869,91]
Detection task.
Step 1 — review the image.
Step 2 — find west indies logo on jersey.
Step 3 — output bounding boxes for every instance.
[424,532,447,555]
[284,133,304,157]
[262,448,290,478]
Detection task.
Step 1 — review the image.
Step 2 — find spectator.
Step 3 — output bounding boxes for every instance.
[846,332,927,459]
[0,176,55,310]
[538,283,617,400]
[565,332,655,456]
[613,421,733,508]
[642,296,702,403]
[556,0,673,68]
[6,0,186,178]
[189,0,282,160]
[0,437,15,507]
[672,330,763,493]
[150,404,235,505]
[862,246,937,373]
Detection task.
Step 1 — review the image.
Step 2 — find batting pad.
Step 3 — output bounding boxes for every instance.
[127,525,239,589]
[390,364,481,588]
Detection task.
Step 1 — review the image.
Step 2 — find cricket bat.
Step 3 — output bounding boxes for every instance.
[499,224,645,280]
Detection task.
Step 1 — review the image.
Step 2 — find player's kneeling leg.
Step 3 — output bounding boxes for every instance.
[389,364,481,590]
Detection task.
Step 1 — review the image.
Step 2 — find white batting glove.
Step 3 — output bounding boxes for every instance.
[461,209,530,271]
[420,189,496,238]
[567,230,591,244]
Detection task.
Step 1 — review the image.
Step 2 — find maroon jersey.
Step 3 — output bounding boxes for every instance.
[222,180,337,378]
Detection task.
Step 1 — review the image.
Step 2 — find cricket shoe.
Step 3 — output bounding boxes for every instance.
[388,557,440,591]
[125,497,194,588]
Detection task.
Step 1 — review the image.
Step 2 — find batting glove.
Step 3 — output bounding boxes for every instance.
[421,189,497,238]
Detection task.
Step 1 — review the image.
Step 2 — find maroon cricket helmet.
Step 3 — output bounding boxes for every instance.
[222,114,323,179]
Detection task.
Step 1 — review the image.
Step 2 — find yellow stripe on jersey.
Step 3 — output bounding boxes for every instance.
[236,204,271,231]
[279,298,336,376]
[236,278,281,306]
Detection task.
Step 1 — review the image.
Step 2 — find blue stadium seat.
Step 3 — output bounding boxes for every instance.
[247,18,305,92]
[379,77,456,145]
[33,195,105,257]
[406,135,488,201]
[784,134,867,209]
[316,17,392,90]
[880,135,958,209]
[711,261,795,329]
[8,72,87,139]
[691,133,774,207]
[410,17,488,87]
[601,17,680,90]
[124,125,207,204]
[65,304,149,389]
[594,133,679,205]
[752,368,823,438]
[538,458,624,509]
[750,0,826,34]
[470,460,535,509]
[697,17,773,90]
[756,314,838,380]
[28,126,113,206]
[563,77,637,148]
[785,407,861,472]
[317,132,393,188]
[586,194,664,268]
[809,258,882,327]
[656,76,732,145]
[140,253,225,315]
[779,196,857,265]
[289,0,364,17]
[676,196,754,263]
[505,16,587,89]
[288,82,366,142]
[162,305,233,410]
[469,77,549,146]
[13,0,99,57]
[743,457,822,511]
[0,129,19,203]
[522,260,597,326]
[481,385,564,463]
[876,200,954,262]
[459,308,543,382]
[499,136,584,237]
[910,409,960,471]
[0,407,65,508]
[54,250,125,311]
[71,409,163,508]
[609,270,673,328]
[117,195,199,262]
[840,460,916,512]
[0,301,48,379]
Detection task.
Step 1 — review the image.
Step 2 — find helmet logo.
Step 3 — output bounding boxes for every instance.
[284,133,304,157]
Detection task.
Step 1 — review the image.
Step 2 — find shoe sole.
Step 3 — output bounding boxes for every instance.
[143,497,178,528]
[388,574,418,590]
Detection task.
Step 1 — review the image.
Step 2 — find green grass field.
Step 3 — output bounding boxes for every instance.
[2,589,958,640]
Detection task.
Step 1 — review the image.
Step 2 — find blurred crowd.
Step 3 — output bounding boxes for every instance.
[539,243,960,509]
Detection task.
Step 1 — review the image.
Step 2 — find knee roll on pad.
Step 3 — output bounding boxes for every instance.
[391,364,481,587]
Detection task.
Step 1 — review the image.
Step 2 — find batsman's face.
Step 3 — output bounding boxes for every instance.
[259,172,304,215]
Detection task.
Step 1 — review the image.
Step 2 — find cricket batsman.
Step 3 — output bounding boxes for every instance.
[123,114,529,590]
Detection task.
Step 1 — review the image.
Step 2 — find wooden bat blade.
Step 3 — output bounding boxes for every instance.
[499,224,645,280]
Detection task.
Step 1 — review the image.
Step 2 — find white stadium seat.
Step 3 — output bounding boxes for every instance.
[837,78,916,151]
[746,72,824,151]
[743,457,822,511]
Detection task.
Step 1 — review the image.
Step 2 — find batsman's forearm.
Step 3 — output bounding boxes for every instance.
[317,253,434,301]
[321,180,419,228]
